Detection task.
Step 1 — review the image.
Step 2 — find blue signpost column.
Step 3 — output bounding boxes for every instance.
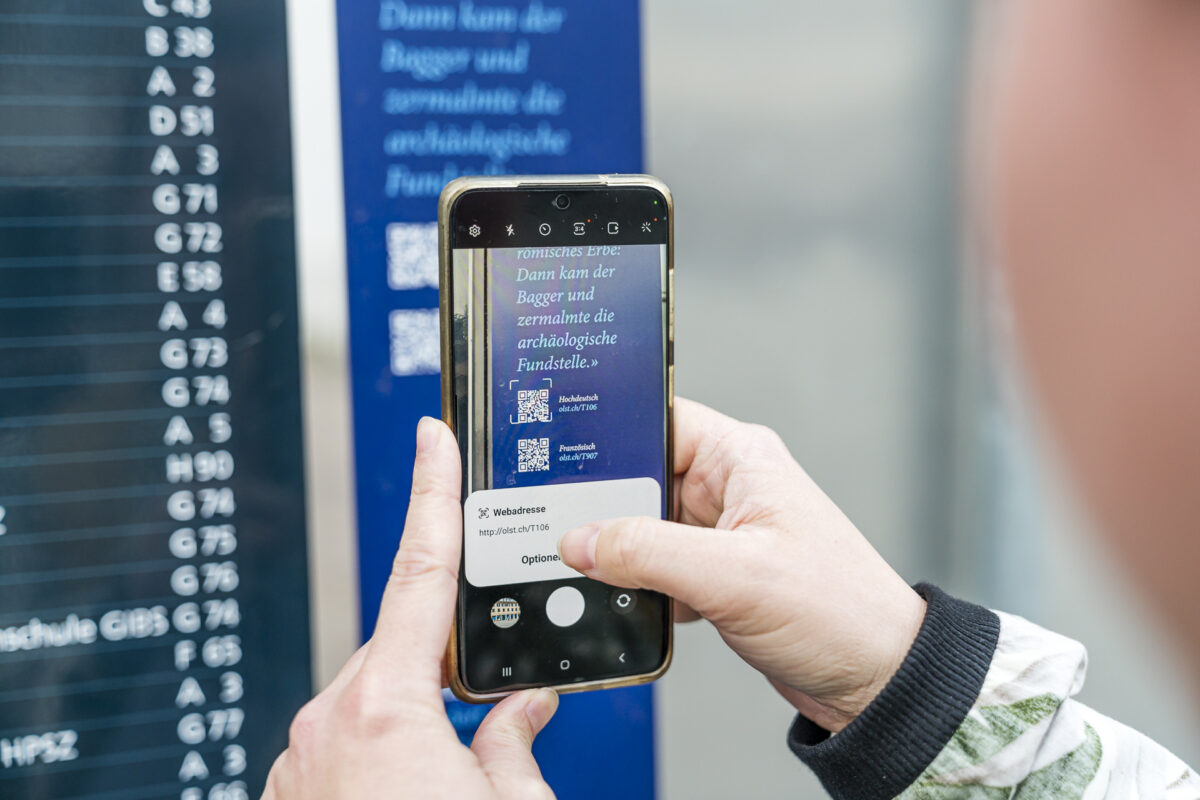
[334,2,655,797]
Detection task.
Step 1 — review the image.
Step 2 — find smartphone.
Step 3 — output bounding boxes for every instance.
[439,175,674,702]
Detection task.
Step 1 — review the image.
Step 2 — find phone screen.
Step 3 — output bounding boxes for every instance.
[446,184,671,695]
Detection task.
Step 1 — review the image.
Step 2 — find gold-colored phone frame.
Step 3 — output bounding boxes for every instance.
[439,174,675,703]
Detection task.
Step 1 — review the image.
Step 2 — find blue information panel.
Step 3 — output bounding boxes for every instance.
[333,1,653,797]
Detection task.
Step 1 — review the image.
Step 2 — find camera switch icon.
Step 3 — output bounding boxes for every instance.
[610,590,637,614]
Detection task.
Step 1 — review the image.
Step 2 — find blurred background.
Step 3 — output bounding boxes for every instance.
[287,1,1200,797]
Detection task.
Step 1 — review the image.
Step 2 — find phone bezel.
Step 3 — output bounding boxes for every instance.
[438,174,675,703]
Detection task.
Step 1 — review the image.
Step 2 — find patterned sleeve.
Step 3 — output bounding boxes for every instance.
[788,585,1199,800]
[897,610,1199,800]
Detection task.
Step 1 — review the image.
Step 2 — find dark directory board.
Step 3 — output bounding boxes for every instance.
[0,2,312,798]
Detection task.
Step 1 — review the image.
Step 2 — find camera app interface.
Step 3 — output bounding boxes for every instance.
[450,188,670,692]
[468,243,664,584]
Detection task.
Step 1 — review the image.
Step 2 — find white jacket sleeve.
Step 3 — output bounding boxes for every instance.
[898,611,1198,800]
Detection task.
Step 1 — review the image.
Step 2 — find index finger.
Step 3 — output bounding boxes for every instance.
[365,417,462,688]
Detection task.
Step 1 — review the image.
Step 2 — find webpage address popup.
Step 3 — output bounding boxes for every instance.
[463,477,661,587]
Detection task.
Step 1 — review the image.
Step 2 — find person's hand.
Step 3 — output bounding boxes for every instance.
[264,417,559,800]
[558,398,926,733]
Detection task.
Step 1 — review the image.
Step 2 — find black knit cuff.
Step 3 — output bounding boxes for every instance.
[787,583,1000,800]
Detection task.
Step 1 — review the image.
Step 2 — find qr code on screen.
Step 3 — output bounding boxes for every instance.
[386,222,438,290]
[516,389,551,423]
[518,438,550,473]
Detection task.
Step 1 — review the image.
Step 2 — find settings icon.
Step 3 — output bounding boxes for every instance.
[468,224,481,237]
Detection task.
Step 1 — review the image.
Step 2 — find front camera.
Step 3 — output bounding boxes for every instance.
[553,194,571,210]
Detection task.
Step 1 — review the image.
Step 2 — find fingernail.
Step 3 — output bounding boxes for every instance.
[416,416,439,455]
[524,688,559,731]
[558,524,599,572]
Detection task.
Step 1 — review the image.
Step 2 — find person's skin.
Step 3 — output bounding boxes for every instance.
[263,418,559,799]
[986,0,1200,674]
[270,2,1200,793]
[264,402,926,795]
[557,398,926,733]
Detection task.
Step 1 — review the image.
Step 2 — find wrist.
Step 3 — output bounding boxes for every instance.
[838,590,928,730]
[789,587,929,734]
[787,585,1001,800]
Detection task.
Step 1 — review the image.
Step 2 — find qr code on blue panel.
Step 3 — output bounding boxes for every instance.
[516,389,551,423]
[386,222,438,290]
[517,438,550,473]
[388,309,440,376]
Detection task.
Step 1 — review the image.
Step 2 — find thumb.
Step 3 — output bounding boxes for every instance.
[559,517,748,619]
[472,689,559,800]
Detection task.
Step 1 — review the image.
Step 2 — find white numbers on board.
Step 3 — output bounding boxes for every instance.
[153,184,218,216]
[201,636,242,668]
[146,26,213,58]
[144,0,212,18]
[177,709,243,745]
[145,4,251,789]
[169,525,238,559]
[162,375,230,408]
[156,222,222,254]
[167,487,236,522]
[166,450,234,484]
[201,299,227,329]
[170,562,238,597]
[219,673,243,704]
[158,261,223,293]
[160,338,228,370]
[196,144,219,175]
[208,413,231,443]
